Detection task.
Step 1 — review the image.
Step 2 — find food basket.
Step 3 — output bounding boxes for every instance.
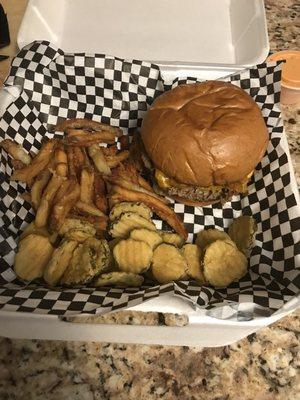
[0,0,299,346]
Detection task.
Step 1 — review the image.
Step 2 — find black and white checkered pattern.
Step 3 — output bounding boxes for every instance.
[0,41,299,318]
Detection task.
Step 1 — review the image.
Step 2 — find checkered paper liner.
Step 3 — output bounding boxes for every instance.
[0,41,299,318]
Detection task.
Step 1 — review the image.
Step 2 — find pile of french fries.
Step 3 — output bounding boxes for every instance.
[1,118,187,238]
[1,118,189,287]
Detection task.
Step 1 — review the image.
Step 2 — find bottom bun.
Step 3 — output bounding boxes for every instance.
[171,195,222,207]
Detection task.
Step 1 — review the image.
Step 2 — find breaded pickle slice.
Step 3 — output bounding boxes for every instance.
[113,238,153,273]
[14,234,54,281]
[160,231,185,247]
[203,239,247,287]
[109,212,156,238]
[109,202,152,221]
[195,229,230,250]
[93,271,144,287]
[228,216,257,255]
[61,238,110,285]
[64,229,94,243]
[130,228,162,249]
[58,218,96,237]
[44,239,78,286]
[182,244,205,284]
[152,243,187,284]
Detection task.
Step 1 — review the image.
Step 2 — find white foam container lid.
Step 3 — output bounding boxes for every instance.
[2,0,296,347]
[17,0,270,80]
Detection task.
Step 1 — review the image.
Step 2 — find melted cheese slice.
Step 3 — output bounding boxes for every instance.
[155,169,252,193]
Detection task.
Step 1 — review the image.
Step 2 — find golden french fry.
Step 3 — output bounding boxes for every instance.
[55,118,122,136]
[66,146,77,179]
[129,132,152,171]
[88,145,111,175]
[110,186,188,240]
[102,145,118,157]
[119,135,130,151]
[105,150,130,168]
[106,177,169,204]
[20,192,32,205]
[94,173,108,213]
[35,174,65,228]
[64,131,117,146]
[80,168,94,204]
[107,162,166,200]
[73,146,87,172]
[75,200,106,217]
[11,159,26,170]
[0,139,31,165]
[11,140,56,184]
[49,181,81,231]
[137,175,153,192]
[54,147,67,164]
[56,162,68,177]
[54,147,68,177]
[52,179,74,204]
[31,169,52,210]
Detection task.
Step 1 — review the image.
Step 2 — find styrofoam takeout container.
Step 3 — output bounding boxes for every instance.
[0,0,298,347]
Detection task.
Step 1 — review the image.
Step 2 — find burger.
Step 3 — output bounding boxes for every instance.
[140,81,268,206]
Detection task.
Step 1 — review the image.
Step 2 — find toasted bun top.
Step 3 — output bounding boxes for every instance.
[141,81,268,187]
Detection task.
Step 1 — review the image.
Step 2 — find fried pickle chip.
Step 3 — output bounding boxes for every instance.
[20,222,58,244]
[109,201,152,221]
[58,218,96,237]
[44,240,78,286]
[152,243,187,284]
[64,229,94,243]
[228,216,257,255]
[130,228,162,249]
[14,234,54,281]
[93,271,144,287]
[61,238,110,285]
[203,239,248,287]
[195,229,230,250]
[113,238,153,273]
[160,231,185,247]
[182,244,205,284]
[109,212,156,238]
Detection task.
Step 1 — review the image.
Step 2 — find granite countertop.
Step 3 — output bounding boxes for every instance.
[0,1,299,399]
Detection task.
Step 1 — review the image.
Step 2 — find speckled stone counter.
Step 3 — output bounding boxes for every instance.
[0,310,299,399]
[0,1,299,399]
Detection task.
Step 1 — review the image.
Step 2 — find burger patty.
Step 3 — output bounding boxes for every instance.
[167,185,233,203]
